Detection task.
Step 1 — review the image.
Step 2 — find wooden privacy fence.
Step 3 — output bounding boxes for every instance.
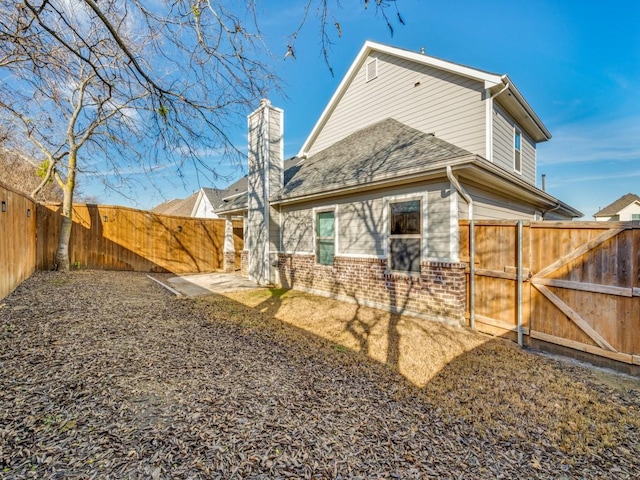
[0,181,37,300]
[37,204,241,274]
[460,220,640,367]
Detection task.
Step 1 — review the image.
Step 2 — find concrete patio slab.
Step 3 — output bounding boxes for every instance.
[157,272,261,297]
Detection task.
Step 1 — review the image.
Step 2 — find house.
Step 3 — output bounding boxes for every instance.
[216,41,581,323]
[152,187,237,218]
[593,193,640,221]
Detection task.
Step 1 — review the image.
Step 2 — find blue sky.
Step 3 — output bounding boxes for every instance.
[87,0,640,219]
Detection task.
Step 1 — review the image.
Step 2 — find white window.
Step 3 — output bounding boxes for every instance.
[514,128,522,173]
[316,210,335,265]
[632,213,640,220]
[366,58,378,82]
[388,199,421,273]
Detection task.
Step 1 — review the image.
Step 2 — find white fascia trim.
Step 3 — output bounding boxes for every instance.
[190,189,204,217]
[298,41,503,156]
[500,74,552,141]
[298,42,370,156]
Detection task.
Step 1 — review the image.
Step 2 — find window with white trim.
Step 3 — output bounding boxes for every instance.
[389,199,421,273]
[632,213,640,220]
[514,128,522,173]
[316,210,335,265]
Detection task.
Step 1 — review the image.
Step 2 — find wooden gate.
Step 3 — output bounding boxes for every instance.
[460,220,640,366]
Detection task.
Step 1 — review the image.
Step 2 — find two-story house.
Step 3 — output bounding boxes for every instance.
[216,41,581,323]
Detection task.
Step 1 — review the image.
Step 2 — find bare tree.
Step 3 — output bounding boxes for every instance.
[0,1,404,270]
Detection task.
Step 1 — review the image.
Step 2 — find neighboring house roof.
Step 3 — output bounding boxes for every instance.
[215,157,302,212]
[217,118,581,218]
[299,41,551,156]
[593,193,640,217]
[151,191,198,217]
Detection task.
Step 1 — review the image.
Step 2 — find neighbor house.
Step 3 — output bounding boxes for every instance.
[153,187,235,218]
[216,41,581,323]
[593,193,640,221]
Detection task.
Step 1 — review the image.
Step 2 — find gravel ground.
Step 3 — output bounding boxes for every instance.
[0,270,639,479]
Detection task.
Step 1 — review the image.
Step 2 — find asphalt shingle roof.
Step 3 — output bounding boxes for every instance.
[594,193,640,217]
[151,193,197,217]
[216,118,471,213]
[276,118,470,201]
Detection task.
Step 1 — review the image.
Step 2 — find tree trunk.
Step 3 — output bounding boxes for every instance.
[54,153,77,271]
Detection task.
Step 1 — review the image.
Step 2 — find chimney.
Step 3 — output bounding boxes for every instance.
[246,99,284,285]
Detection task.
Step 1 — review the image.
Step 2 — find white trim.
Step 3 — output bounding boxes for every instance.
[383,192,428,272]
[312,205,339,264]
[485,93,493,161]
[282,250,314,255]
[335,253,386,260]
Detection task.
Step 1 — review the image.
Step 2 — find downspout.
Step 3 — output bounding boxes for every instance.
[542,203,561,220]
[446,166,475,330]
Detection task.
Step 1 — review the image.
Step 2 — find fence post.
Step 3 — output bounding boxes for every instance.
[517,220,523,347]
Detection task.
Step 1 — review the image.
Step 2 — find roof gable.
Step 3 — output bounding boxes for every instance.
[594,193,640,217]
[299,41,550,156]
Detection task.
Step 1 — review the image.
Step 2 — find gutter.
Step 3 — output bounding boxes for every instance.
[446,166,475,331]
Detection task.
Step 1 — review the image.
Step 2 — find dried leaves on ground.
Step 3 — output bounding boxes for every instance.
[1,271,639,479]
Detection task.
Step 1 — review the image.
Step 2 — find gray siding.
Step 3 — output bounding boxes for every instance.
[426,184,454,260]
[307,52,487,158]
[278,181,457,262]
[281,208,313,253]
[338,197,385,256]
[457,183,537,220]
[492,103,536,185]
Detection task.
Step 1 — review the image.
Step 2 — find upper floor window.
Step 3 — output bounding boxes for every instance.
[389,199,421,273]
[316,210,335,265]
[514,128,522,173]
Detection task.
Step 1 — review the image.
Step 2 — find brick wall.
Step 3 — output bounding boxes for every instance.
[277,254,467,324]
[222,251,236,273]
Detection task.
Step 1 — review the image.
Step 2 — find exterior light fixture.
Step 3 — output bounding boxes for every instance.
[27,209,31,217]
[1,201,6,212]
[177,225,183,233]
[102,215,108,222]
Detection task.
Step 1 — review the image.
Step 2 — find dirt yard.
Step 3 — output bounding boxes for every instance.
[1,271,639,479]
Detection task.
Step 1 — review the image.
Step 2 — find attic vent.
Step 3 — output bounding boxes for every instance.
[366,58,378,82]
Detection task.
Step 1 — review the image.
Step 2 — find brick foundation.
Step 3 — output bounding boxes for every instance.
[222,251,236,273]
[241,251,249,276]
[277,254,467,324]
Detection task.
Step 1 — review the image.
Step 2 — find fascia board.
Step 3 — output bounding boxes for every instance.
[297,42,371,157]
[190,189,204,217]
[499,75,552,141]
[455,160,582,217]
